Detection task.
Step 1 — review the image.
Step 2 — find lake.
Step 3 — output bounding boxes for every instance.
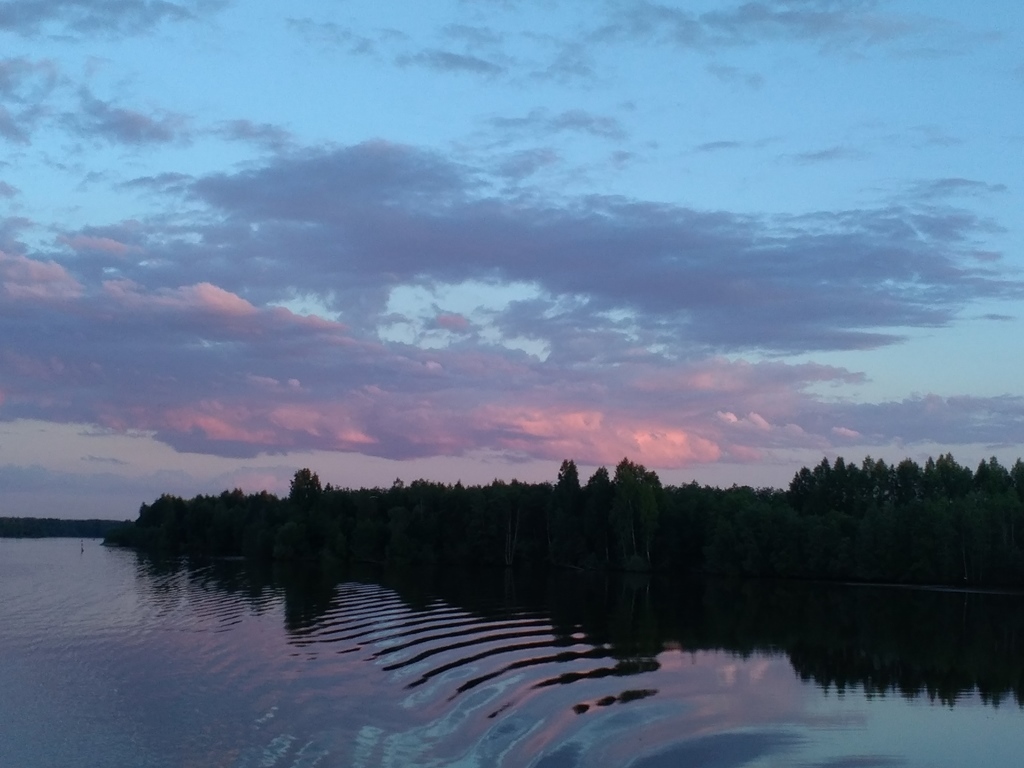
[2,537,1024,767]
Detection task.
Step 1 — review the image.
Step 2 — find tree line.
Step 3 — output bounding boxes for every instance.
[0,517,127,539]
[106,453,1024,587]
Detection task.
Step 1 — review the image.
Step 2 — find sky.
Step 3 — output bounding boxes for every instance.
[1,0,1023,518]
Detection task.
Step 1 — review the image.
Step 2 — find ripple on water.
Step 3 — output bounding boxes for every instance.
[255,576,671,767]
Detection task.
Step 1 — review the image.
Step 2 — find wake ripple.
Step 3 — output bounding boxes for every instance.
[277,579,664,766]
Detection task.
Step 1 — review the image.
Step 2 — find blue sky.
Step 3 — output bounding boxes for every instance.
[1,0,1022,518]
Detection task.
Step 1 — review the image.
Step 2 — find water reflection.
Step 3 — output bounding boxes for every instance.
[133,554,1024,710]
[9,540,1022,767]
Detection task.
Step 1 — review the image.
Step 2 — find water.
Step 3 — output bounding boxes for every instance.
[2,538,1024,767]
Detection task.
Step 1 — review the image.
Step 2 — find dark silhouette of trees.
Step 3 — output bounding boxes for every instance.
[288,468,322,510]
[610,458,661,569]
[548,459,583,566]
[106,454,1024,587]
[0,517,127,538]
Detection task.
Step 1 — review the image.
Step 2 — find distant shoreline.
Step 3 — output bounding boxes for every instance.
[0,517,130,539]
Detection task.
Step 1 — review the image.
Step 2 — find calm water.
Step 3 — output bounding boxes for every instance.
[3,538,1024,767]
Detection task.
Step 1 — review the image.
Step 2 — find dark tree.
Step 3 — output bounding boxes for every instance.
[289,468,322,510]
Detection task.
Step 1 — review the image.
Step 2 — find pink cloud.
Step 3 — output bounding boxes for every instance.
[477,405,721,467]
[268,404,325,436]
[0,251,83,301]
[265,404,375,446]
[103,279,257,316]
[0,287,864,465]
[163,282,259,316]
[4,244,1016,473]
[748,412,771,431]
[162,402,277,445]
[100,281,352,345]
[725,444,763,462]
[716,411,770,431]
[630,427,723,466]
[110,399,381,455]
[45,332,854,465]
[433,312,471,331]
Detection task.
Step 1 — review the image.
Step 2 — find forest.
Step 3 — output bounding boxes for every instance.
[105,453,1024,587]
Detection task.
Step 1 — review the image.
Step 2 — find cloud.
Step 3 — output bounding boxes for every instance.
[496,148,560,179]
[700,1,919,48]
[104,280,260,317]
[1,140,1020,467]
[694,140,744,153]
[0,251,773,464]
[1,250,83,300]
[547,109,627,140]
[2,256,1020,466]
[786,145,866,164]
[0,57,59,142]
[287,17,511,79]
[0,0,223,38]
[0,106,32,143]
[693,137,778,155]
[144,141,1021,358]
[83,454,128,465]
[530,41,596,84]
[120,171,193,195]
[908,177,1008,200]
[814,394,1024,447]
[432,312,472,332]
[192,141,472,226]
[214,120,293,152]
[286,18,381,55]
[59,234,142,257]
[0,216,32,254]
[473,405,723,467]
[594,0,954,56]
[907,125,962,148]
[397,49,506,76]
[63,92,189,145]
[0,57,59,100]
[3,241,1014,469]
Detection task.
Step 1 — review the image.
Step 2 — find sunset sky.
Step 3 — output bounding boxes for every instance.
[1,0,1022,518]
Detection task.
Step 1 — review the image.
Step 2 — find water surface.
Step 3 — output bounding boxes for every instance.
[2,538,1023,767]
